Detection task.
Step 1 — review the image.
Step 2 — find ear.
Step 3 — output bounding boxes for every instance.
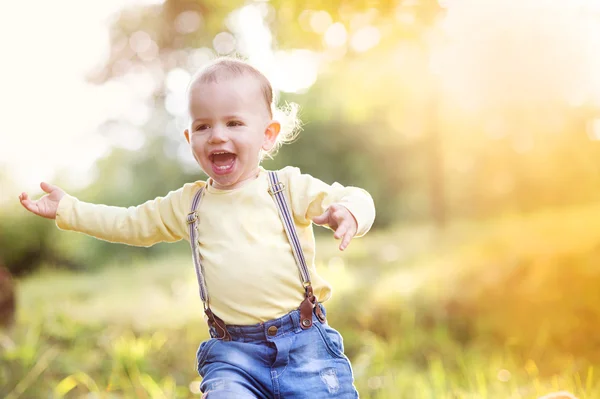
[262,121,281,151]
[184,129,190,144]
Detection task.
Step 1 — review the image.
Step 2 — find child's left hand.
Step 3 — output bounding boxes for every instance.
[312,204,358,251]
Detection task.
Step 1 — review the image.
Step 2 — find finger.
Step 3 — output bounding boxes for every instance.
[333,222,348,240]
[339,230,355,251]
[330,207,344,221]
[340,225,356,251]
[19,194,39,214]
[40,182,58,194]
[330,206,350,226]
[18,192,30,203]
[339,220,357,250]
[312,210,330,225]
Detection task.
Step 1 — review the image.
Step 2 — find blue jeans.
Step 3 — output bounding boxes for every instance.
[196,305,359,398]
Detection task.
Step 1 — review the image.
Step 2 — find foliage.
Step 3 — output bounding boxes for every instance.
[3,208,600,398]
[4,0,600,276]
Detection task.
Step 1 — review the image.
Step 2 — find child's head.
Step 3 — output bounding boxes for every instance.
[184,57,300,190]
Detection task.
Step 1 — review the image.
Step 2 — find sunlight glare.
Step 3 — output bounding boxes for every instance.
[324,23,347,48]
[309,10,333,33]
[0,0,165,190]
[228,4,273,62]
[269,50,319,93]
[350,26,381,52]
[166,68,191,94]
[395,5,416,25]
[435,0,600,112]
[103,124,146,151]
[128,67,161,98]
[586,119,600,141]
[165,93,188,117]
[225,4,318,94]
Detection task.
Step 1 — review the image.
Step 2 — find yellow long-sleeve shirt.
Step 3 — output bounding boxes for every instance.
[56,166,375,325]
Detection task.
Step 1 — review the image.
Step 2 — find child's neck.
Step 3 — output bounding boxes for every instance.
[210,168,261,190]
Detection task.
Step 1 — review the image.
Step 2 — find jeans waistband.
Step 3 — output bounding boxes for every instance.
[210,304,326,343]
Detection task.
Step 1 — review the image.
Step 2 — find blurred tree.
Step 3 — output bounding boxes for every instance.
[86,0,445,226]
[6,1,600,272]
[0,265,15,331]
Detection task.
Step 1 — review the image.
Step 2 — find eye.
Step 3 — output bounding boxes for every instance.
[195,124,210,131]
[227,120,244,127]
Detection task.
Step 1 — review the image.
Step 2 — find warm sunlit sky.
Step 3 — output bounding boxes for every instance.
[0,0,323,196]
[0,0,165,193]
[2,0,600,202]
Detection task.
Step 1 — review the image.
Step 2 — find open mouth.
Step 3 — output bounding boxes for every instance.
[209,151,237,174]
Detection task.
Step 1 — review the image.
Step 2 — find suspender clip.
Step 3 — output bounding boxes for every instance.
[187,211,198,225]
[268,182,285,195]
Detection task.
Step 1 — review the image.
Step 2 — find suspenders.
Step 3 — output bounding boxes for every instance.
[186,171,325,340]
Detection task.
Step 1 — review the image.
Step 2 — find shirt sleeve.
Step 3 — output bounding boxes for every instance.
[281,166,376,237]
[54,182,204,247]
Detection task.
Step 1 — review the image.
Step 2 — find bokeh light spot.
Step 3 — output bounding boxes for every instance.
[497,369,511,382]
[309,10,332,33]
[165,68,191,94]
[324,22,347,48]
[350,26,381,52]
[189,47,215,70]
[213,31,236,54]
[175,11,203,34]
[129,30,152,54]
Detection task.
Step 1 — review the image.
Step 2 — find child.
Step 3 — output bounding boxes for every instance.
[19,58,375,398]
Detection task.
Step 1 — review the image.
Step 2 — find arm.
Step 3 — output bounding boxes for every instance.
[281,167,376,250]
[20,182,202,247]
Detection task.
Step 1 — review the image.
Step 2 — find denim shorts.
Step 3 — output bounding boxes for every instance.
[196,305,359,398]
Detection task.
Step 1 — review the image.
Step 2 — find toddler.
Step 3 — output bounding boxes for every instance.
[19,58,375,398]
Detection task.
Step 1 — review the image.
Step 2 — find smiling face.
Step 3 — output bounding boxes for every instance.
[184,74,280,190]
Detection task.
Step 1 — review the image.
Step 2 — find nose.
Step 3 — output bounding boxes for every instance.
[208,125,228,144]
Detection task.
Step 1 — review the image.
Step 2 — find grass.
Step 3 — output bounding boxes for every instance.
[3,205,600,398]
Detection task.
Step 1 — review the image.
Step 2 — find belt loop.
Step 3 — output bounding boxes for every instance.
[291,310,301,332]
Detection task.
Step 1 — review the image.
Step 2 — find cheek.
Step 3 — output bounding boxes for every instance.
[190,136,205,150]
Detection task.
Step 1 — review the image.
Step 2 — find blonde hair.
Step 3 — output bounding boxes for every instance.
[188,57,302,159]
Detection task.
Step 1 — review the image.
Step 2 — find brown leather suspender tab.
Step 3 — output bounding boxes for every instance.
[299,285,315,329]
[315,300,326,323]
[205,307,231,341]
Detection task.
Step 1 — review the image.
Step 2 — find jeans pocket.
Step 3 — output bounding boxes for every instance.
[314,322,346,359]
[196,338,219,373]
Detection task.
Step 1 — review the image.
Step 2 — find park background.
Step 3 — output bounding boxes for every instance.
[2,0,600,397]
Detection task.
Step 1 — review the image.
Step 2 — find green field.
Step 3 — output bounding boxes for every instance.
[3,206,600,398]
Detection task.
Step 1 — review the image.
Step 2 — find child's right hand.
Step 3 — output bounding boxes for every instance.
[19,182,66,220]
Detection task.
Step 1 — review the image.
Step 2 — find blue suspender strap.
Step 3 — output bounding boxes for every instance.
[187,185,231,340]
[267,171,326,328]
[267,171,311,286]
[187,187,209,306]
